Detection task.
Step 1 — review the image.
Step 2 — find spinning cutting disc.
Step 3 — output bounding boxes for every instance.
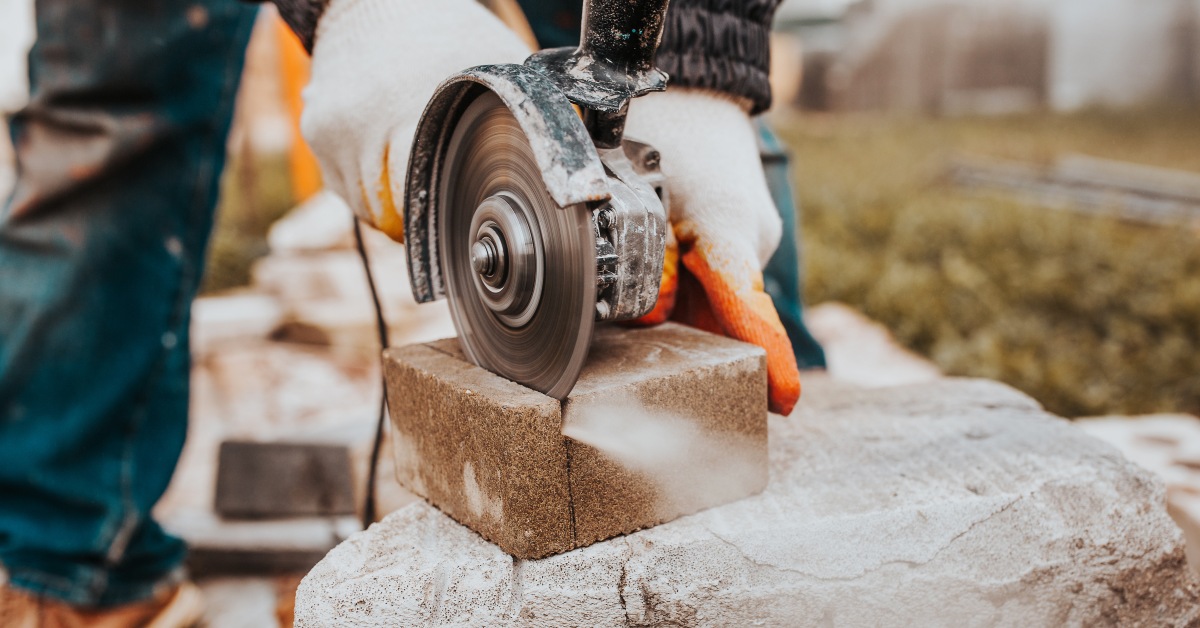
[438,90,596,399]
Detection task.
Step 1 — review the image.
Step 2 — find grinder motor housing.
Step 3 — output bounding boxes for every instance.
[403,0,674,398]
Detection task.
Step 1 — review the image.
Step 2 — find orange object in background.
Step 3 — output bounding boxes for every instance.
[276,18,322,203]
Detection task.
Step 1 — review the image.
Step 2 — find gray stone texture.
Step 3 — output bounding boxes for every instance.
[298,376,1200,626]
[384,342,573,558]
[382,323,769,559]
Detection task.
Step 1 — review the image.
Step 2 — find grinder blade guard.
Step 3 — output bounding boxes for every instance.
[404,0,672,398]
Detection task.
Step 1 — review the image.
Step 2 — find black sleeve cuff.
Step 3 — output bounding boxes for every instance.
[656,0,781,115]
[267,0,328,54]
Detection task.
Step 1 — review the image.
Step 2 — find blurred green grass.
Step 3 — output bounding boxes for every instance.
[778,106,1200,417]
[202,152,294,294]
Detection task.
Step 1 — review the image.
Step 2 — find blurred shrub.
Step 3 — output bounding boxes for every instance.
[779,107,1200,417]
[202,152,295,293]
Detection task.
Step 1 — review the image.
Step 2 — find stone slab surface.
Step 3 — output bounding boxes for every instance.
[197,577,283,628]
[298,377,1200,626]
[383,323,767,559]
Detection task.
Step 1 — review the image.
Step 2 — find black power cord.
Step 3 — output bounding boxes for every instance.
[353,218,391,530]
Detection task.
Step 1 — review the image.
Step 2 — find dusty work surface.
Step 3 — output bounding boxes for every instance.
[382,323,768,559]
[297,377,1199,626]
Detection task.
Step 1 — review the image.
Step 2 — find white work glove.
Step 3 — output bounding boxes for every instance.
[300,0,530,242]
[625,88,801,415]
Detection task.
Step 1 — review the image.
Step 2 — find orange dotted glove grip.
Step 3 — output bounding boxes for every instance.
[631,232,802,416]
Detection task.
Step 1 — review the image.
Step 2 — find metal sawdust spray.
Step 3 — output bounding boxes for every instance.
[562,394,763,518]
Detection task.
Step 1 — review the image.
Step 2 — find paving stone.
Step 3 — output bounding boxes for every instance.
[215,441,355,519]
[158,342,379,520]
[382,323,768,559]
[165,510,359,577]
[297,377,1200,626]
[190,293,284,358]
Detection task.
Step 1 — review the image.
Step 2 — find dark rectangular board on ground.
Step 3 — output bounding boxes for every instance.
[215,441,355,519]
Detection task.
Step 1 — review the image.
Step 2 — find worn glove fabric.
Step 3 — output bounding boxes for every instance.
[300,0,530,241]
[626,88,802,415]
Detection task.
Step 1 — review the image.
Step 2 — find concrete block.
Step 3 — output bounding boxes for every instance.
[297,377,1200,626]
[804,302,942,387]
[560,325,767,547]
[382,323,768,559]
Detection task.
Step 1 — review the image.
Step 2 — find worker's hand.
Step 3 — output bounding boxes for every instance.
[300,0,530,242]
[625,89,802,415]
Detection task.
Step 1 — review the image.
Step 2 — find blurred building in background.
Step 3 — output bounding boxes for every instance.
[776,0,1200,114]
[0,0,34,200]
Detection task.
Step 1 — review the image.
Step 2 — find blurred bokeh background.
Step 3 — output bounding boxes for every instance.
[2,0,1197,421]
[2,0,1200,620]
[773,0,1200,419]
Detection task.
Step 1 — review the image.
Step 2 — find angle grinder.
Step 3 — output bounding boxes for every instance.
[404,0,672,398]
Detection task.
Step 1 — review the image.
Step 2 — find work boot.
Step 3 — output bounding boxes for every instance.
[0,580,204,628]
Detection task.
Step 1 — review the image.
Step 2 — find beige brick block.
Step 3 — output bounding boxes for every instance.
[383,344,572,558]
[383,323,768,559]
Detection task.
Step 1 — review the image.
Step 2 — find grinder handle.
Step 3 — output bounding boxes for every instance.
[579,0,671,75]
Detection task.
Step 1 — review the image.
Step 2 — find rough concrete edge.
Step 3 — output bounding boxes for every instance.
[417,329,768,554]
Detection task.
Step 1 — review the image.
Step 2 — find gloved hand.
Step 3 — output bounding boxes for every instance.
[625,88,802,415]
[300,0,531,242]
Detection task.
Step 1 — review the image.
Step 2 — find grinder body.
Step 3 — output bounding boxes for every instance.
[404,0,673,398]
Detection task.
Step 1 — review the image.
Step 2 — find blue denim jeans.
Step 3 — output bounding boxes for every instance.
[758,123,827,369]
[0,0,257,607]
[0,0,821,609]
